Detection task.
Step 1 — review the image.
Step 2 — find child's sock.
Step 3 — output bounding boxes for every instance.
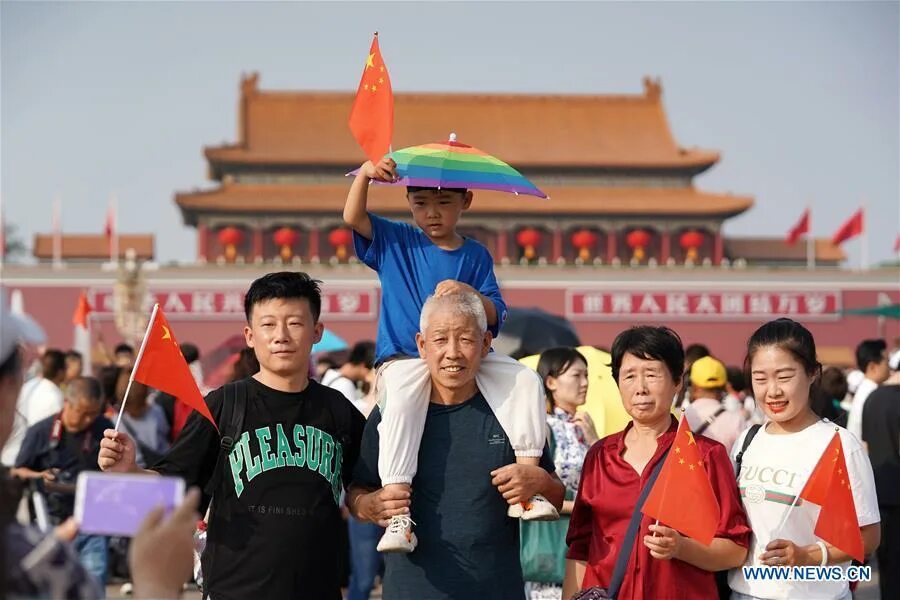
[506,456,559,521]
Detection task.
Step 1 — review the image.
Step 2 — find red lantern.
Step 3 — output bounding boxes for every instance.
[516,228,542,260]
[328,227,353,261]
[570,229,598,261]
[273,227,299,261]
[625,229,651,261]
[217,226,244,261]
[680,230,704,262]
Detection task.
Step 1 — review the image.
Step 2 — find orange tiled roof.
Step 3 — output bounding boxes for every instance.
[32,234,154,260]
[175,183,752,222]
[725,238,845,263]
[203,74,719,171]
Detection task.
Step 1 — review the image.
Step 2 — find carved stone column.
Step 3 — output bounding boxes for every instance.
[714,229,724,265]
[253,226,264,261]
[552,226,563,262]
[661,229,671,264]
[197,222,208,262]
[606,228,617,261]
[308,226,320,261]
[496,229,508,262]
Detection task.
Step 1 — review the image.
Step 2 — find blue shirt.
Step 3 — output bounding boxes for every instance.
[14,414,112,522]
[353,213,507,364]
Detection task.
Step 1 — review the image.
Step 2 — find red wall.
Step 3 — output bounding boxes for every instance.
[5,281,897,368]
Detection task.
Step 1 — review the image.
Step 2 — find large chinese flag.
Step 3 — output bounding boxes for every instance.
[798,431,865,562]
[348,34,394,164]
[133,305,217,430]
[786,209,810,246]
[831,208,864,246]
[642,417,720,545]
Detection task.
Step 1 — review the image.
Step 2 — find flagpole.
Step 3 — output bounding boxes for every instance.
[83,291,94,377]
[860,203,867,271]
[806,205,814,271]
[112,193,119,263]
[52,196,62,269]
[114,303,159,431]
[0,193,5,272]
[772,485,804,540]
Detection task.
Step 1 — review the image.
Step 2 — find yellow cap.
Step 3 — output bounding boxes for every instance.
[690,356,727,389]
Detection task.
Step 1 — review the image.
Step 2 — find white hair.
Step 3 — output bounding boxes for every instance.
[419,292,487,334]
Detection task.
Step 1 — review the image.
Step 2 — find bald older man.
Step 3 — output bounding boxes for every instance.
[348,291,564,599]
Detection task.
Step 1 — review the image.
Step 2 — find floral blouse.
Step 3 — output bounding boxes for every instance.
[546,407,591,494]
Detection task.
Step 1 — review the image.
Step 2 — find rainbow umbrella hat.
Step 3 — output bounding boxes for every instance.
[389,133,548,199]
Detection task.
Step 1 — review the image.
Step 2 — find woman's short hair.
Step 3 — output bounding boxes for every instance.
[610,326,684,383]
[537,347,587,413]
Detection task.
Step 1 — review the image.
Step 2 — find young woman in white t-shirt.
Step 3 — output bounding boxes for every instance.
[729,318,881,600]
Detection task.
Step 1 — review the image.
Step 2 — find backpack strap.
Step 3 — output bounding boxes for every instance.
[203,380,249,508]
[200,379,248,600]
[546,422,557,459]
[607,447,671,599]
[734,423,762,481]
[695,406,727,437]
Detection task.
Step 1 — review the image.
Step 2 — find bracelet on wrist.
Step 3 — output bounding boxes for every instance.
[815,540,828,566]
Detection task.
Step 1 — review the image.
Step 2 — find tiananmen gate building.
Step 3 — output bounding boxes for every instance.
[4,74,897,367]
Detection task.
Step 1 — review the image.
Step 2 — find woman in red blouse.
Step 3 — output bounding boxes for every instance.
[562,326,750,599]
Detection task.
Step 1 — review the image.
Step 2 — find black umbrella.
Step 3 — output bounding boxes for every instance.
[493,307,581,358]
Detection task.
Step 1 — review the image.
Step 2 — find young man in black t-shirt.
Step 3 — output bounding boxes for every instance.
[99,272,366,599]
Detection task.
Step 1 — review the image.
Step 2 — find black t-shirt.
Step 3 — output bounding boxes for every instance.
[14,414,111,522]
[353,392,554,600]
[862,384,900,507]
[153,376,365,600]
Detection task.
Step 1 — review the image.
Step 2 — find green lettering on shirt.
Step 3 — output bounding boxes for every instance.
[305,425,321,471]
[331,438,344,504]
[293,424,306,467]
[318,431,335,481]
[228,432,248,497]
[228,423,344,506]
[275,423,295,468]
[243,430,263,481]
[256,427,276,472]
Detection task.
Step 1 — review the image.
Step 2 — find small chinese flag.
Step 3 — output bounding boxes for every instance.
[348,33,394,164]
[104,205,114,239]
[133,305,217,430]
[893,234,900,253]
[797,431,865,562]
[642,416,720,545]
[72,292,92,328]
[831,208,864,246]
[786,208,810,246]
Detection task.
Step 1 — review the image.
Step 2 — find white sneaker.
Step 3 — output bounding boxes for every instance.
[519,495,560,521]
[377,514,418,553]
[507,501,525,518]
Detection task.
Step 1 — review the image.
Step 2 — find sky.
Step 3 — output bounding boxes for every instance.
[2,1,898,266]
